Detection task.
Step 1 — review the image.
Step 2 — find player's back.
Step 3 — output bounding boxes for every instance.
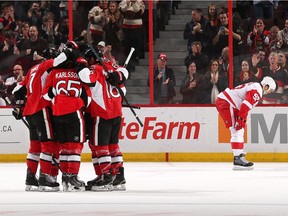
[218,82,263,109]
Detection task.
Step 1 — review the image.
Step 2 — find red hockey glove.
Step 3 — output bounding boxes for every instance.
[235,116,246,130]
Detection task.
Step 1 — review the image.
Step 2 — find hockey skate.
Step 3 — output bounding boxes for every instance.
[62,173,85,192]
[38,171,60,192]
[233,153,254,170]
[112,167,126,191]
[89,173,113,191]
[25,168,39,191]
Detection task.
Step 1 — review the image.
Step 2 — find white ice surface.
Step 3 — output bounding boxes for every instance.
[1,162,288,216]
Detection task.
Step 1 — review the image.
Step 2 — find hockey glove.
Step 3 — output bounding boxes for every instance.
[12,109,23,120]
[63,48,80,63]
[235,116,246,130]
[106,71,125,86]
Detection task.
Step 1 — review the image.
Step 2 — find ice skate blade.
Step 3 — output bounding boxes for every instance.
[64,185,85,192]
[91,185,113,191]
[25,185,39,191]
[113,184,126,191]
[38,185,60,192]
[233,165,254,171]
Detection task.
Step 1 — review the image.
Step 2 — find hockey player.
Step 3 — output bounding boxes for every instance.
[215,76,276,170]
[76,48,128,191]
[42,47,91,192]
[12,48,68,191]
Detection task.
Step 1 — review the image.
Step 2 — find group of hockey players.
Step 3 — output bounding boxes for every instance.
[12,40,129,192]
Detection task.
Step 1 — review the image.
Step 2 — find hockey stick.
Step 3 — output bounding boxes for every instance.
[5,96,29,128]
[86,22,143,127]
[124,47,135,68]
[5,96,62,173]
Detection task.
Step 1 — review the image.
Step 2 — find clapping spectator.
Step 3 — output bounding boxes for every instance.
[183,8,208,53]
[88,0,108,46]
[180,61,204,104]
[39,13,61,48]
[4,63,25,99]
[147,53,176,104]
[235,59,259,86]
[202,59,226,103]
[247,19,270,56]
[0,30,20,79]
[103,1,125,65]
[26,2,42,29]
[0,2,17,43]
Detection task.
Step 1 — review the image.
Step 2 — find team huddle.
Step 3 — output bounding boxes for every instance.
[12,41,128,192]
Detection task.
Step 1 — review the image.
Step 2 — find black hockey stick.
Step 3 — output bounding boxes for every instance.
[5,96,62,173]
[86,22,143,127]
[5,96,29,128]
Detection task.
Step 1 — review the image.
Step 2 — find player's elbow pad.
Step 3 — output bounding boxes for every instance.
[116,67,129,80]
[78,67,92,83]
[53,52,67,67]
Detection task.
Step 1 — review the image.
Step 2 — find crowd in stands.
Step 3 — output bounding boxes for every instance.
[1,1,288,105]
[177,0,288,105]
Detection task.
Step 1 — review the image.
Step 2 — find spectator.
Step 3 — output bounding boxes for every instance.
[202,59,226,103]
[249,48,268,76]
[268,25,281,52]
[247,18,270,56]
[183,8,208,53]
[278,51,288,71]
[180,61,204,104]
[39,13,61,49]
[277,19,288,52]
[212,8,242,58]
[0,30,20,80]
[19,25,49,72]
[4,63,25,99]
[102,1,125,65]
[184,41,209,75]
[57,16,69,45]
[0,2,17,43]
[157,1,172,31]
[88,0,108,46]
[261,52,288,104]
[253,0,278,20]
[235,59,259,86]
[218,46,229,90]
[119,0,145,72]
[203,4,220,57]
[26,2,42,29]
[15,21,30,49]
[147,53,176,104]
[96,41,116,64]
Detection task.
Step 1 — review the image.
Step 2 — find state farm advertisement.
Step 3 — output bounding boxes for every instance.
[0,106,288,154]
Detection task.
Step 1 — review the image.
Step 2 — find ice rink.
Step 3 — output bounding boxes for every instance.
[1,162,288,216]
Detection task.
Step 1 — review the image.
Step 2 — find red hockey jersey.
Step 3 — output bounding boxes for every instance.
[80,62,128,119]
[16,59,54,116]
[43,68,91,116]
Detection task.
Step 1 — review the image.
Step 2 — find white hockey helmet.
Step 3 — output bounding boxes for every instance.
[260,76,276,94]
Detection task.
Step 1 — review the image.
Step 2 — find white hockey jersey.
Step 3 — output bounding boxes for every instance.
[217,82,263,118]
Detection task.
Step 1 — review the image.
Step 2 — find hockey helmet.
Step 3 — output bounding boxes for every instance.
[261,76,276,94]
[42,47,60,59]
